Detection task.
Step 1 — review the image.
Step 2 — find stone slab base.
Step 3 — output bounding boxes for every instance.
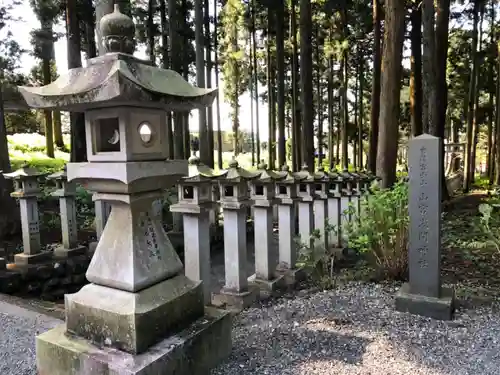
[212,286,258,312]
[66,275,204,354]
[248,274,285,298]
[36,307,232,375]
[14,251,52,265]
[276,266,306,286]
[54,245,87,258]
[395,282,455,321]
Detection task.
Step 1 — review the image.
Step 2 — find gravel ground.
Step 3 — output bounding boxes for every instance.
[2,282,500,375]
[0,300,61,375]
[211,282,500,375]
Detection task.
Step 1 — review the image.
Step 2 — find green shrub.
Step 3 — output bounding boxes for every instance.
[10,157,66,174]
[346,181,409,280]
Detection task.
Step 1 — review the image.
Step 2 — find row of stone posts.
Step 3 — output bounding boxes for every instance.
[172,156,378,310]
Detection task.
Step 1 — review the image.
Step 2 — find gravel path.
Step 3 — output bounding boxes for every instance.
[2,282,500,374]
[211,282,500,375]
[0,299,61,375]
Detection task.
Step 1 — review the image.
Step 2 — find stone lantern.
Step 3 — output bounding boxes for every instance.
[47,165,86,258]
[313,166,330,250]
[18,5,231,374]
[327,169,342,248]
[3,165,48,264]
[275,165,306,284]
[293,164,316,250]
[248,161,285,293]
[214,158,261,310]
[170,155,220,305]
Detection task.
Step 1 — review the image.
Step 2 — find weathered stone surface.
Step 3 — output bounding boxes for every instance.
[212,286,258,312]
[395,282,455,321]
[395,134,455,320]
[66,275,204,354]
[36,307,231,375]
[14,251,51,265]
[85,193,183,293]
[0,271,21,293]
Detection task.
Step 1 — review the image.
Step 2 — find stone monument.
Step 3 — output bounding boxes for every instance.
[19,5,231,374]
[395,134,455,320]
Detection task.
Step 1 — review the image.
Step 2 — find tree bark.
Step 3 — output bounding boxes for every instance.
[67,0,86,162]
[276,0,286,167]
[53,110,64,148]
[204,0,214,168]
[299,0,314,171]
[435,0,451,200]
[251,0,260,167]
[410,3,423,137]
[369,0,382,173]
[375,0,406,188]
[463,0,481,191]
[195,0,208,163]
[291,0,301,171]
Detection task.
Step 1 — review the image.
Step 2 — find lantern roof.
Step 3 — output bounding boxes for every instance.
[47,165,68,181]
[217,158,261,183]
[254,161,286,183]
[3,164,46,180]
[16,4,217,112]
[181,155,221,183]
[293,164,315,183]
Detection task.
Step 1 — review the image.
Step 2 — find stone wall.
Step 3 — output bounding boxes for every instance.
[0,251,92,301]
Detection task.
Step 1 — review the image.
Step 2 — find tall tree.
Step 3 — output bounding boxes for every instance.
[67,0,87,162]
[300,0,314,171]
[368,0,382,173]
[276,0,286,167]
[410,2,423,137]
[463,0,481,191]
[204,0,214,168]
[195,0,209,164]
[375,0,406,188]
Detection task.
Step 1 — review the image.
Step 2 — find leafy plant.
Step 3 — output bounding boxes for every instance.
[346,181,409,280]
[475,203,500,253]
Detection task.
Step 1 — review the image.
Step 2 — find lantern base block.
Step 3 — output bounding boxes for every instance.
[54,245,87,258]
[212,286,258,312]
[276,265,306,286]
[36,306,231,375]
[14,251,52,265]
[248,273,285,297]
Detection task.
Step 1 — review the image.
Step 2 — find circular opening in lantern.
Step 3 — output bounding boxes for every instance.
[108,129,120,145]
[138,122,154,145]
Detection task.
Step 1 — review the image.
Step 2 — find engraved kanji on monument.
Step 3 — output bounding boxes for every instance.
[395,134,455,320]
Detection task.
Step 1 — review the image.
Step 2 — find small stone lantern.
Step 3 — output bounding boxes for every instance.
[327,169,342,248]
[214,158,260,310]
[170,155,220,305]
[47,165,86,258]
[313,166,330,250]
[18,5,231,374]
[248,161,285,293]
[3,165,49,264]
[275,164,306,284]
[293,164,316,250]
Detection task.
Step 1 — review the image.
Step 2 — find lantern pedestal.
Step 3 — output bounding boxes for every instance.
[36,306,231,375]
[14,251,51,265]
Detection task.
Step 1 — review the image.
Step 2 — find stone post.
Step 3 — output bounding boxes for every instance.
[294,165,316,250]
[48,166,86,258]
[248,162,284,294]
[213,158,260,310]
[339,170,354,246]
[3,166,50,265]
[94,199,112,240]
[327,170,341,248]
[395,134,455,320]
[313,167,329,251]
[275,165,306,285]
[170,156,219,305]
